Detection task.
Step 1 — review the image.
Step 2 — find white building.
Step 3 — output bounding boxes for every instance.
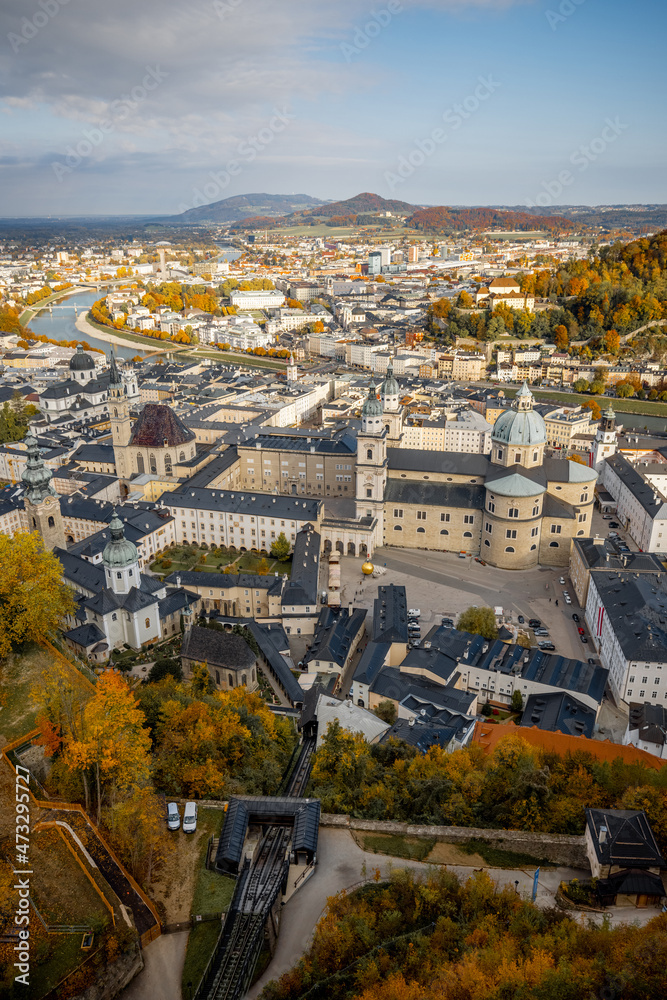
[600,453,667,553]
[585,570,667,709]
[229,290,285,310]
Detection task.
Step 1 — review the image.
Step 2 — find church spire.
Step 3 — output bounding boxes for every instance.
[21,432,57,504]
[109,346,122,386]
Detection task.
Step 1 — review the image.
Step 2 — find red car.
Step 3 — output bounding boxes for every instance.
[578,627,585,635]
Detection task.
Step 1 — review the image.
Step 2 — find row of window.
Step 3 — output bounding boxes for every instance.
[393,526,474,537]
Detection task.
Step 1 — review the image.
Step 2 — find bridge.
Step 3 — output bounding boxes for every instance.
[195,735,318,1000]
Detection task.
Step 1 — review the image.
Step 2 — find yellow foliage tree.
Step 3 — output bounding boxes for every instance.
[0,532,74,660]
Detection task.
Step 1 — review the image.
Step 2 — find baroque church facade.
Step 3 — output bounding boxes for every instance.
[349,377,599,570]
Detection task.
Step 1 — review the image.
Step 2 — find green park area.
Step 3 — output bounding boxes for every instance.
[502,386,667,419]
[150,543,291,578]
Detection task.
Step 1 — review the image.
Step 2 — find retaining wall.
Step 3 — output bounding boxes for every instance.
[320,814,589,868]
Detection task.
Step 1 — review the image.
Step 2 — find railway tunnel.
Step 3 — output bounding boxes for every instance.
[194,735,319,1000]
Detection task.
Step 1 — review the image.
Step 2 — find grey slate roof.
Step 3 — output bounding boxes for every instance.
[373,584,408,643]
[384,479,485,509]
[387,449,489,477]
[163,486,322,522]
[627,702,667,746]
[585,808,666,869]
[521,691,596,738]
[55,547,106,593]
[353,640,391,686]
[590,571,667,664]
[181,624,256,669]
[303,607,367,669]
[605,453,667,519]
[246,620,303,705]
[63,622,106,648]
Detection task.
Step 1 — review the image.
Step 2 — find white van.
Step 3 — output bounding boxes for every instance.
[166,802,180,831]
[183,801,198,834]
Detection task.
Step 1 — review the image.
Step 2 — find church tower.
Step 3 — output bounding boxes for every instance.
[380,359,403,444]
[286,354,299,384]
[109,348,132,479]
[21,433,65,550]
[355,384,387,536]
[103,509,140,595]
[592,404,618,472]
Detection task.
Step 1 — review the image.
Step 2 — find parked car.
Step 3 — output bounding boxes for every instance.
[587,658,597,665]
[408,609,421,617]
[183,801,198,834]
[528,619,541,628]
[534,628,550,636]
[578,627,585,635]
[564,595,572,604]
[559,577,566,585]
[609,521,619,528]
[572,613,580,622]
[580,635,588,643]
[602,515,611,520]
[608,531,619,538]
[441,618,454,628]
[412,639,421,648]
[538,641,555,651]
[167,802,180,832]
[517,615,525,624]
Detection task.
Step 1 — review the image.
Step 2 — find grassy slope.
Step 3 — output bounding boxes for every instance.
[503,386,667,418]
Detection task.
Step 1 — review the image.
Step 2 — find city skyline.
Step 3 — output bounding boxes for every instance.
[0,0,665,216]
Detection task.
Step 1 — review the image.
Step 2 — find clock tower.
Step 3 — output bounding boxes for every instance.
[21,433,65,550]
[355,384,387,543]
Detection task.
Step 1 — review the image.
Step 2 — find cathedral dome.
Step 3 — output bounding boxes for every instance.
[70,344,95,372]
[103,510,138,569]
[492,382,546,447]
[362,384,383,418]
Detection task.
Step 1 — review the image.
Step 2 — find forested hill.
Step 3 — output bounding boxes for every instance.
[176,192,325,224]
[294,192,417,219]
[408,206,575,233]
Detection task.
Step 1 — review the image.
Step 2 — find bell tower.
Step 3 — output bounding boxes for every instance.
[355,384,387,529]
[109,348,132,479]
[592,404,618,472]
[21,433,65,550]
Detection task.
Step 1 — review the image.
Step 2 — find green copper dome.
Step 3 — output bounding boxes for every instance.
[103,510,138,569]
[22,433,57,504]
[381,360,399,397]
[362,384,383,417]
[492,382,546,447]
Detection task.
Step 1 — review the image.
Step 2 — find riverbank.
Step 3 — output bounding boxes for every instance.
[19,284,89,325]
[74,313,171,355]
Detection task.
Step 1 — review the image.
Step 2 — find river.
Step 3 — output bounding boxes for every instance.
[616,411,667,435]
[27,289,149,360]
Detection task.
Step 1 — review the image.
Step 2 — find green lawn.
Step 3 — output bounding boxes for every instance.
[361,833,436,862]
[151,544,291,579]
[459,839,556,869]
[504,386,667,418]
[0,643,65,744]
[182,920,222,998]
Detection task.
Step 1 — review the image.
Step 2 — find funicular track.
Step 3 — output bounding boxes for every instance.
[196,736,317,1000]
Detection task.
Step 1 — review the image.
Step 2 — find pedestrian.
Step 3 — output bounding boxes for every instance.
[549,598,552,603]
[555,599,559,606]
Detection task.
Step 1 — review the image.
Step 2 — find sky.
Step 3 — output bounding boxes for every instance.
[0,0,665,216]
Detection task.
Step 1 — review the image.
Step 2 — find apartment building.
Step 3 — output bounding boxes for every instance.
[229,289,285,310]
[237,429,357,498]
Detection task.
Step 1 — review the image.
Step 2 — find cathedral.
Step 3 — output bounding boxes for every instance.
[352,377,599,570]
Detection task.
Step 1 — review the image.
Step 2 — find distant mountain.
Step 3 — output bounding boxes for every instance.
[294,192,417,219]
[174,193,326,224]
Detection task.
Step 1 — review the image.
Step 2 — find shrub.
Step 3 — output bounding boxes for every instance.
[161,559,172,569]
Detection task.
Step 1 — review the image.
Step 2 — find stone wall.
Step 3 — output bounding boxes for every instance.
[66,944,143,1000]
[321,814,589,869]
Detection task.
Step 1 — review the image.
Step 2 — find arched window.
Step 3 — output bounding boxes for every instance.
[145,617,150,628]
[367,448,373,460]
[508,508,519,518]
[577,529,585,535]
[505,546,515,553]
[164,454,172,474]
[497,448,503,460]
[48,516,55,528]
[417,526,425,533]
[393,524,402,530]
[241,673,247,686]
[533,452,538,461]
[149,453,157,474]
[228,674,233,688]
[463,531,472,538]
[114,407,118,418]
[484,539,490,546]
[549,541,559,548]
[440,529,449,535]
[215,670,220,685]
[530,544,537,551]
[137,454,145,474]
[32,517,36,528]
[179,451,185,462]
[251,668,255,682]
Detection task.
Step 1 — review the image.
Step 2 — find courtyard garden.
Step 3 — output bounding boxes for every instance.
[150,543,291,578]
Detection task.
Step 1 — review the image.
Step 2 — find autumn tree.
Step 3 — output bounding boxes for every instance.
[374,700,397,725]
[271,531,291,561]
[65,672,152,824]
[0,533,75,659]
[553,324,569,350]
[456,606,498,641]
[584,399,601,421]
